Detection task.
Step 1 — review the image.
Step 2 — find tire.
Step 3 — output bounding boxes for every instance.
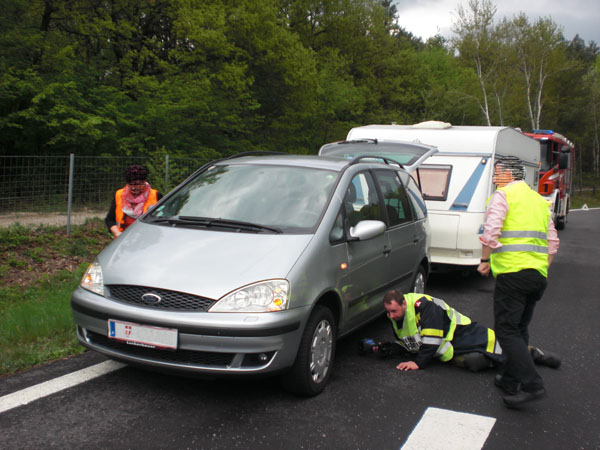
[411,266,427,293]
[557,198,569,230]
[282,306,336,397]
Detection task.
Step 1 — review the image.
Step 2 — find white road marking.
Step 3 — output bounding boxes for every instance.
[0,360,125,414]
[401,407,496,450]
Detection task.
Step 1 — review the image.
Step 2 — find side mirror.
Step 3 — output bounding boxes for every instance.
[558,152,569,170]
[561,144,571,153]
[349,220,386,241]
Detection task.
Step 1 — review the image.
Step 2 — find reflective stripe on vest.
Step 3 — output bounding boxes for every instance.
[389,293,472,362]
[490,182,550,278]
[115,187,159,232]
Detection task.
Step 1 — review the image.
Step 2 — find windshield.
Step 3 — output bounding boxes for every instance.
[148,163,338,233]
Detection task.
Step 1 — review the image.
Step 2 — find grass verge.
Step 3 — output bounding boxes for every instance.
[0,267,88,374]
[571,190,600,209]
[0,219,111,377]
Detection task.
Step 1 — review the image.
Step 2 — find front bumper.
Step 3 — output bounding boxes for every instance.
[71,286,308,376]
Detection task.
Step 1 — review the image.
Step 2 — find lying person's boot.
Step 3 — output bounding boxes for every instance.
[463,352,494,372]
[529,346,561,369]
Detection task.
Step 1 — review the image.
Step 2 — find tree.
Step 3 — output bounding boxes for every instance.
[451,0,503,126]
[506,14,569,130]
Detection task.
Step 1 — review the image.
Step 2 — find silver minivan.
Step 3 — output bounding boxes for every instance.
[71,149,434,396]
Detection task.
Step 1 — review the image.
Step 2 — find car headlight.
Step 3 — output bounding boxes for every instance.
[209,280,290,313]
[81,261,104,296]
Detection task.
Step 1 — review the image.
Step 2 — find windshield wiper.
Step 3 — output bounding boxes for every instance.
[148,215,282,233]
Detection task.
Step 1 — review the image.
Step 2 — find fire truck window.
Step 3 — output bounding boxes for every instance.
[540,141,553,172]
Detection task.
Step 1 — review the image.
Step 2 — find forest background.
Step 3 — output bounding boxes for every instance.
[1,0,599,176]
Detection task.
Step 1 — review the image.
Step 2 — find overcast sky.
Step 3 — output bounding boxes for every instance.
[393,0,600,46]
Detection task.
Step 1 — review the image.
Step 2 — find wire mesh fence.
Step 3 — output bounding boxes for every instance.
[0,155,207,229]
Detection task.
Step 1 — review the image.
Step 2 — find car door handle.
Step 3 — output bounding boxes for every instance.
[383,246,391,255]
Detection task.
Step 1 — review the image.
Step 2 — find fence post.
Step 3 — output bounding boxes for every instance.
[165,154,170,192]
[67,154,75,235]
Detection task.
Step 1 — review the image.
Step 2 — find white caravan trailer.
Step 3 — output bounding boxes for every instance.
[344,121,541,268]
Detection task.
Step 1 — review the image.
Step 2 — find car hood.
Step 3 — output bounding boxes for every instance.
[98,221,314,300]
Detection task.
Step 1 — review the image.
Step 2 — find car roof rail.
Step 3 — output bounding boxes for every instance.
[347,154,404,169]
[337,139,378,145]
[225,151,289,160]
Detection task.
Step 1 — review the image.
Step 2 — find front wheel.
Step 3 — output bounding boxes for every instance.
[411,266,427,293]
[282,306,336,397]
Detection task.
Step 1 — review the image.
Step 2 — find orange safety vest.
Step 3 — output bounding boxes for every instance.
[114,187,159,232]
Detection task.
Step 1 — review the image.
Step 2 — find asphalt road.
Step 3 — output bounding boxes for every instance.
[1,209,599,450]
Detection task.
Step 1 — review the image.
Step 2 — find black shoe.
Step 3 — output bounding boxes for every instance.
[503,388,546,408]
[494,374,519,395]
[530,347,561,369]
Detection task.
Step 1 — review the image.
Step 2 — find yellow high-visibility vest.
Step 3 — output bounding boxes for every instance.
[491,182,550,277]
[389,293,471,362]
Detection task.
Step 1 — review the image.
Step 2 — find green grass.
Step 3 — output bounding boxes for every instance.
[0,219,111,377]
[571,175,600,209]
[0,267,88,374]
[571,190,600,209]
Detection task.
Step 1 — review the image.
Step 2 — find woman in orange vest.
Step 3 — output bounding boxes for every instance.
[105,165,162,238]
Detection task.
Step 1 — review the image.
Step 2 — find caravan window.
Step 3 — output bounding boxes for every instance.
[413,165,452,201]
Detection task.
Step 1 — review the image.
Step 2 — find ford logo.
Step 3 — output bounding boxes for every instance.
[141,293,162,304]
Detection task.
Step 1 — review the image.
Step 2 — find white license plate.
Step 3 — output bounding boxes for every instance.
[107,319,178,350]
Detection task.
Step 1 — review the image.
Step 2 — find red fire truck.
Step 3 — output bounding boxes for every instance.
[524,130,575,230]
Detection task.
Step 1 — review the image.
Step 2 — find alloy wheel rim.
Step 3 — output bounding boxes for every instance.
[309,320,333,383]
[414,273,425,293]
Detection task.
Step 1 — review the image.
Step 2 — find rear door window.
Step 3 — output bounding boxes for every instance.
[373,170,413,227]
[401,172,427,220]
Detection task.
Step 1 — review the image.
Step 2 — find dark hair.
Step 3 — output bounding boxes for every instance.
[383,290,405,305]
[124,165,149,183]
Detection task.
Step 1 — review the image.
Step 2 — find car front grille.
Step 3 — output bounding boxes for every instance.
[86,330,235,367]
[106,285,215,312]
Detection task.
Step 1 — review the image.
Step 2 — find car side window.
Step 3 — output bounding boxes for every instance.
[400,171,427,220]
[329,209,345,243]
[344,172,382,228]
[374,170,413,226]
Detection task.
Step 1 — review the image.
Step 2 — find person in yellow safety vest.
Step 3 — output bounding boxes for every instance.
[380,290,504,372]
[105,165,162,238]
[478,156,560,408]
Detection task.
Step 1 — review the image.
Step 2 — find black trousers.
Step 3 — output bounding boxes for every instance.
[494,269,547,392]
